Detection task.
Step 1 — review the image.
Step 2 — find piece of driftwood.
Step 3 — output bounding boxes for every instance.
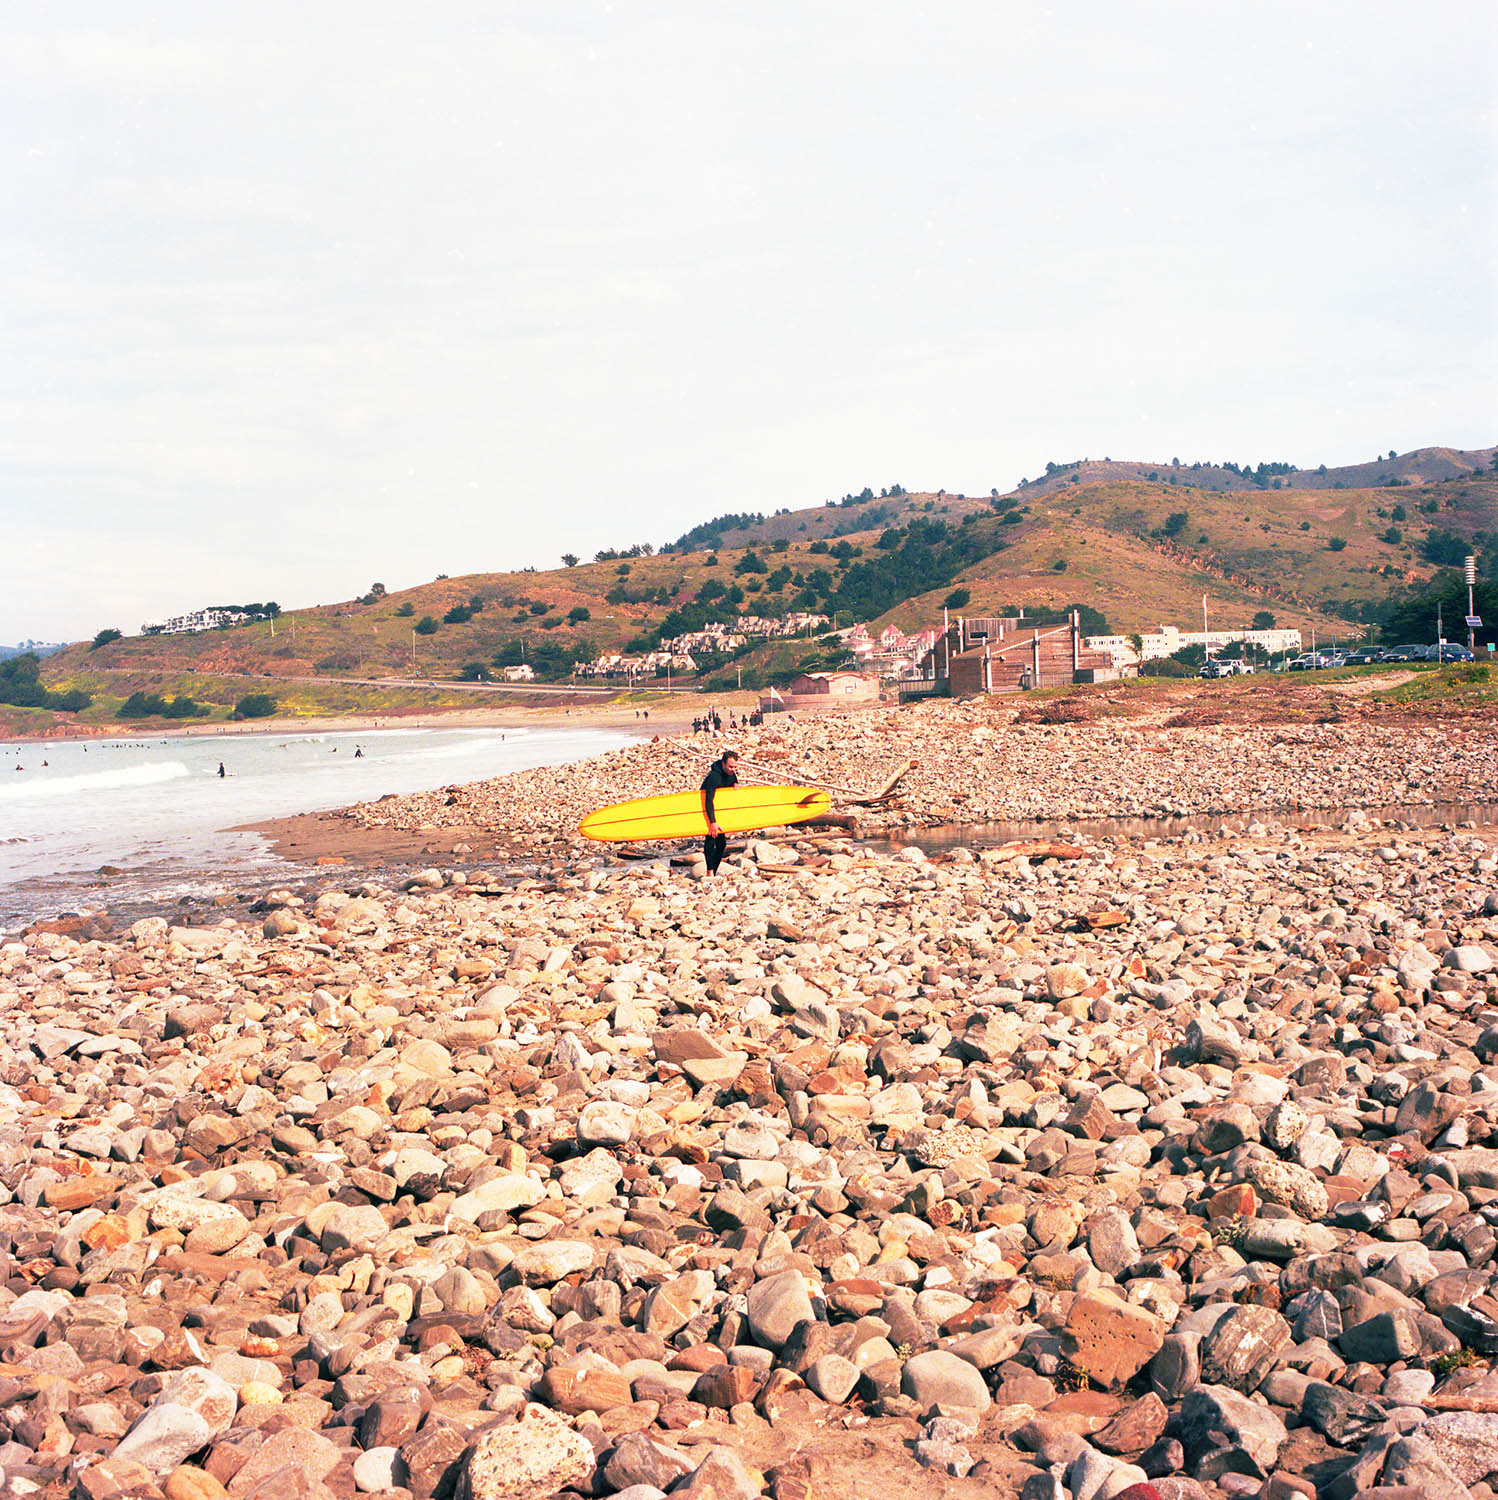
[1416,1395,1498,1413]
[801,811,859,832]
[734,754,911,807]
[987,840,1088,861]
[848,758,913,805]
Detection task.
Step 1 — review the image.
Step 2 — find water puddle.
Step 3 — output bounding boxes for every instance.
[861,800,1498,856]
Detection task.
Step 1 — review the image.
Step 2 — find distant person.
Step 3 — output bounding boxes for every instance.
[354,746,363,758]
[700,749,739,876]
[218,762,225,778]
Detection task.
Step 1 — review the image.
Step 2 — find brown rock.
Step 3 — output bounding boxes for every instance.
[1061,1290,1166,1389]
[1093,1392,1169,1454]
[690,1364,763,1409]
[537,1366,634,1415]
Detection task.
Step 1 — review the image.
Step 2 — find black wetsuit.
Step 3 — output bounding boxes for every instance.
[700,756,738,874]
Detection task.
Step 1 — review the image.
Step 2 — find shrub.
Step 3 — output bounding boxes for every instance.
[944,588,971,610]
[394,602,415,617]
[117,691,212,720]
[414,616,440,635]
[1140,658,1191,677]
[443,604,472,624]
[231,693,276,719]
[567,606,591,624]
[1328,537,1348,551]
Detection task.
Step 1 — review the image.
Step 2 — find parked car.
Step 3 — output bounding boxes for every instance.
[1288,655,1318,671]
[1344,649,1382,666]
[1432,643,1474,663]
[1381,645,1422,662]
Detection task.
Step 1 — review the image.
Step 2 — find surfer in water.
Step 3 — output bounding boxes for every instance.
[700,749,739,876]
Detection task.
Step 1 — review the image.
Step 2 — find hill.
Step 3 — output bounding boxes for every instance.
[36,444,1498,717]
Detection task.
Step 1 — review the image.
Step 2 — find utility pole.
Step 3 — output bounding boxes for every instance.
[1437,599,1443,661]
[411,628,416,668]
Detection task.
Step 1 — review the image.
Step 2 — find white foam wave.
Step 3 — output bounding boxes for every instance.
[0,761,192,803]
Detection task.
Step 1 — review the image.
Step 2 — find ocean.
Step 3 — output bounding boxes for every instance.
[0,725,630,933]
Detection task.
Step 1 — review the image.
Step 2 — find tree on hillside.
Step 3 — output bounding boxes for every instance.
[561,554,578,567]
[232,693,276,719]
[1251,611,1277,631]
[414,616,439,635]
[90,628,122,651]
[395,602,414,617]
[0,654,90,712]
[1421,529,1469,567]
[1161,512,1188,538]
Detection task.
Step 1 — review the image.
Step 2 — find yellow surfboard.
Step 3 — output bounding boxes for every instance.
[578,784,831,843]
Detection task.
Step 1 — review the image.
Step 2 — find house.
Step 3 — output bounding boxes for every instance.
[501,664,534,682]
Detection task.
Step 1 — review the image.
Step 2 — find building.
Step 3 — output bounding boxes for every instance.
[938,614,1118,693]
[141,607,255,636]
[1132,625,1303,662]
[501,664,534,682]
[786,670,880,704]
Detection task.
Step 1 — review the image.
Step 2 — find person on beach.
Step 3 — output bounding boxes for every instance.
[218,762,226,777]
[700,749,739,876]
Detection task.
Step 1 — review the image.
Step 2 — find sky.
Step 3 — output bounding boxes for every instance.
[3,2,1495,643]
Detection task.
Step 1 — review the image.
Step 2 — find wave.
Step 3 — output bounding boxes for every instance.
[0,761,192,803]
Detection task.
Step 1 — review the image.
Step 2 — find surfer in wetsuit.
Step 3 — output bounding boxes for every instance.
[700,750,739,876]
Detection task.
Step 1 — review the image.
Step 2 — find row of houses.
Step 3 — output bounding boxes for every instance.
[141,607,255,636]
[576,651,698,680]
[841,623,943,681]
[662,612,830,657]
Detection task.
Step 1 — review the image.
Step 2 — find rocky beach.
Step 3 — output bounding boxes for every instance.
[1,697,1497,1500]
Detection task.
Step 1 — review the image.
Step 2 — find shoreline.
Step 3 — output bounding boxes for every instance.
[1,692,763,747]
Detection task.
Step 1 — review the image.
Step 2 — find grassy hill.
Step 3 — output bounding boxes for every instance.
[33,444,1497,719]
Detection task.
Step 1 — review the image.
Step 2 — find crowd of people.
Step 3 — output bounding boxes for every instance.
[690,706,766,734]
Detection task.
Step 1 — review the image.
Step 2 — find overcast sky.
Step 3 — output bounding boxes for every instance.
[3,2,1495,643]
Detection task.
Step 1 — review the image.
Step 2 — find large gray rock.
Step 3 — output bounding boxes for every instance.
[1198,1303,1290,1392]
[746,1269,815,1349]
[1379,1434,1475,1500]
[603,1432,696,1492]
[1178,1385,1287,1478]
[112,1405,216,1474]
[1415,1411,1498,1487]
[900,1350,991,1415]
[1338,1309,1423,1363]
